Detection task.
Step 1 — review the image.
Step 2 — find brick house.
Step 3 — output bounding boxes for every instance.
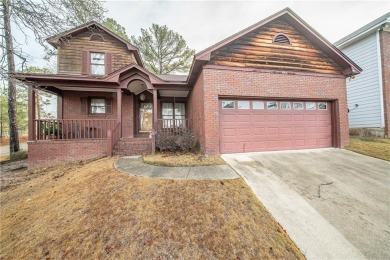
[16,8,361,169]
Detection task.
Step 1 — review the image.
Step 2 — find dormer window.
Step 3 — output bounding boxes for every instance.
[273,33,291,44]
[90,52,105,75]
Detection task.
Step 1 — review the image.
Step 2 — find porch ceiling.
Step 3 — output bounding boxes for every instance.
[159,90,189,97]
[57,86,117,92]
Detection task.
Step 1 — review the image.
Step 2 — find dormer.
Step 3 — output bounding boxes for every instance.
[46,21,143,75]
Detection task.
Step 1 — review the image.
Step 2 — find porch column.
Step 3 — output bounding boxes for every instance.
[117,89,122,137]
[28,86,36,141]
[152,89,158,153]
[153,89,158,129]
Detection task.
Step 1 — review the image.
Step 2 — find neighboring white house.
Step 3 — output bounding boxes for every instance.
[335,12,390,137]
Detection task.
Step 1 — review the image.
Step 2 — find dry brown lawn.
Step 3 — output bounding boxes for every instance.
[143,152,226,167]
[0,157,304,260]
[346,137,390,161]
[0,136,28,146]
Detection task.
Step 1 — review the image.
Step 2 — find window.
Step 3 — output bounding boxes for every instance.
[252,101,264,109]
[90,98,106,114]
[280,102,291,110]
[273,33,291,44]
[267,101,278,109]
[162,103,186,128]
[238,101,250,109]
[90,53,105,75]
[222,101,234,109]
[293,102,304,110]
[306,102,316,110]
[318,102,328,110]
[81,97,112,115]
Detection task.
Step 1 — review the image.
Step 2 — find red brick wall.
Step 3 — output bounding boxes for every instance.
[380,30,390,138]
[28,140,107,169]
[187,71,205,148]
[195,66,348,154]
[62,91,134,137]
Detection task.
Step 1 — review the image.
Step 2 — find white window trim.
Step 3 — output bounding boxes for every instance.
[318,102,328,110]
[280,102,291,110]
[252,101,265,110]
[222,101,235,109]
[237,101,250,109]
[267,101,278,110]
[293,102,304,110]
[306,102,317,110]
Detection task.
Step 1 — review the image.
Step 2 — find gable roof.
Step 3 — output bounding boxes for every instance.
[334,12,390,49]
[188,7,361,85]
[46,21,143,66]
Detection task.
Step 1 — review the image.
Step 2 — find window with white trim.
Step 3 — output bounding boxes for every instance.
[90,52,105,75]
[222,101,235,109]
[280,102,291,110]
[318,102,328,110]
[267,101,278,109]
[293,102,304,110]
[238,101,250,109]
[306,102,316,110]
[252,101,264,109]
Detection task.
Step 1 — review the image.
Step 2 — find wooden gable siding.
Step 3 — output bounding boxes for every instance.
[209,19,342,75]
[57,30,137,75]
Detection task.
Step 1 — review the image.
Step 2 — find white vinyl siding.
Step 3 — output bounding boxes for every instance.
[341,32,383,128]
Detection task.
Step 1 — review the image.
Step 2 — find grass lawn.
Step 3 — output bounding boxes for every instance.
[0,157,304,259]
[346,137,390,161]
[143,152,226,167]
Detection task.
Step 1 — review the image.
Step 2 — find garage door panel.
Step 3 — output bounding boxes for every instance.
[223,128,236,137]
[220,99,333,153]
[238,127,251,136]
[237,114,251,122]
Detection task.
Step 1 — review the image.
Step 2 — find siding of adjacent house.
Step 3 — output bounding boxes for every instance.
[341,33,383,128]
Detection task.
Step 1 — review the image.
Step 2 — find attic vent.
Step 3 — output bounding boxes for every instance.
[273,33,291,44]
[90,34,104,42]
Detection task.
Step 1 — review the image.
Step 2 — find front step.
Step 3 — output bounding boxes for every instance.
[113,138,153,156]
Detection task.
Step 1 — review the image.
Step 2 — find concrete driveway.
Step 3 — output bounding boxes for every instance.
[222,149,390,260]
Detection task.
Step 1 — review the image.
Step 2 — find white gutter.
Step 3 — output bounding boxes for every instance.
[337,17,390,49]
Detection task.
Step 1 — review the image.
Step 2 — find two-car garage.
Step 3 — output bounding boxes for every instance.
[219,99,333,153]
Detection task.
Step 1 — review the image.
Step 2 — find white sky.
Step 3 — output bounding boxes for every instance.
[15,0,390,69]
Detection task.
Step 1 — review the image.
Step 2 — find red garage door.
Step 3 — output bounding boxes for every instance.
[219,99,333,153]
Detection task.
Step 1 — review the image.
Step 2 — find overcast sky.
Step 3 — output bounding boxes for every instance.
[15,0,390,70]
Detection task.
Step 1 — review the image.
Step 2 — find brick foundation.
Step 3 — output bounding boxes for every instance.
[28,140,107,169]
[189,66,349,155]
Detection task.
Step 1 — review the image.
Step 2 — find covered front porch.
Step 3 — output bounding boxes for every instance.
[16,64,192,168]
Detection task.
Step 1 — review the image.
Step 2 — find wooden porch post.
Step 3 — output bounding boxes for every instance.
[152,89,158,153]
[117,89,122,137]
[28,86,36,141]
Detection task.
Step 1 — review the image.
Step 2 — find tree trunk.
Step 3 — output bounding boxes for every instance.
[3,0,20,153]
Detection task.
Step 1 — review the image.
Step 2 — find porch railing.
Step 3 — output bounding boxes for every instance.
[33,119,118,140]
[157,118,190,135]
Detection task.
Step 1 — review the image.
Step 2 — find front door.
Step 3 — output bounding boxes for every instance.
[139,102,153,132]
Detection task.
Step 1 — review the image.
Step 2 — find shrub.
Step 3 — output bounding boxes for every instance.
[155,132,177,152]
[155,130,197,153]
[175,130,197,153]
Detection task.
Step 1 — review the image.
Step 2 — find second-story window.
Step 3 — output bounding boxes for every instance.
[90,53,105,75]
